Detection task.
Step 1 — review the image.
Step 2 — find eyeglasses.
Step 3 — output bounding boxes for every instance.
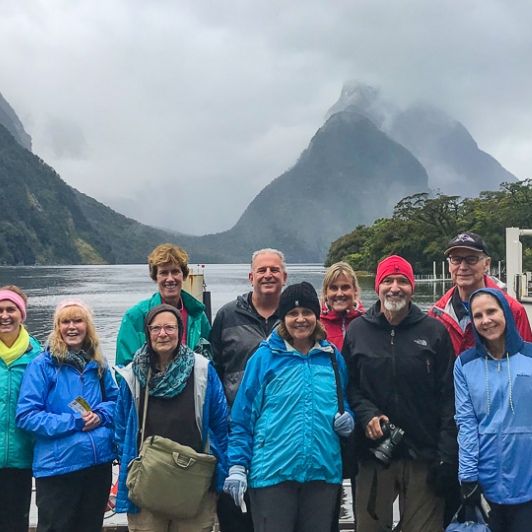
[448,255,483,265]
[148,324,178,335]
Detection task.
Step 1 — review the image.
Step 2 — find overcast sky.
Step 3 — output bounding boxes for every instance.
[1,1,532,235]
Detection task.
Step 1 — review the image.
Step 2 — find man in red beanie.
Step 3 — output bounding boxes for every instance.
[342,255,456,532]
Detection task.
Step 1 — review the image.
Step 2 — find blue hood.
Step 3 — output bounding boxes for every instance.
[469,288,524,357]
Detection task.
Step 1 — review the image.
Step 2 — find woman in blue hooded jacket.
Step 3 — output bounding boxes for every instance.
[16,299,118,532]
[454,287,532,531]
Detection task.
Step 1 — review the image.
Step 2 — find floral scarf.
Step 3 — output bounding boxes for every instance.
[132,343,195,398]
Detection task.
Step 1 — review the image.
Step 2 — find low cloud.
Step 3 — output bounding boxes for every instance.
[1,0,531,234]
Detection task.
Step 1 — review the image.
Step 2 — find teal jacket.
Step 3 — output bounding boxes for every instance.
[0,333,41,469]
[228,329,352,488]
[115,291,211,368]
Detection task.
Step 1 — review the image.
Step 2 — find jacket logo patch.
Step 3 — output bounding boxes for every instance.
[413,339,427,346]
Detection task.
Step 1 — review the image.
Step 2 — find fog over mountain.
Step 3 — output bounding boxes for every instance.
[2,1,532,235]
[327,82,517,199]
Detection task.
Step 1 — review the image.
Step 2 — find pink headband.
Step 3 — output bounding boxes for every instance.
[54,299,93,319]
[0,290,27,321]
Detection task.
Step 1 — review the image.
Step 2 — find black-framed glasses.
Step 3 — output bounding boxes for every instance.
[448,255,483,265]
[148,324,178,335]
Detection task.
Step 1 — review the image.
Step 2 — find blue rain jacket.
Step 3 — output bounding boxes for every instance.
[16,348,118,477]
[228,329,353,488]
[455,288,532,504]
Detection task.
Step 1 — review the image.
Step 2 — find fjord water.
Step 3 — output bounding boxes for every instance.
[0,263,449,365]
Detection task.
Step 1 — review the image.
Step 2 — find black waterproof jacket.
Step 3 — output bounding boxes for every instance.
[210,292,280,409]
[342,301,457,464]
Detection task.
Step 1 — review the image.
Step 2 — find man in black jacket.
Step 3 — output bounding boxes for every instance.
[342,255,456,532]
[211,248,287,532]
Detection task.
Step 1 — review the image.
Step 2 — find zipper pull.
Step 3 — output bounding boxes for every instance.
[426,359,431,374]
[390,329,395,345]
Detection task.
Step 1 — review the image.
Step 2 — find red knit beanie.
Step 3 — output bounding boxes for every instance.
[375,255,415,293]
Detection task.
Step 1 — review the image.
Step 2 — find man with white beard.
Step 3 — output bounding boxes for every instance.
[342,255,456,532]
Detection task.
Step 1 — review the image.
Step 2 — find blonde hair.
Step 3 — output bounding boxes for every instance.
[277,319,327,345]
[321,262,360,305]
[148,244,190,280]
[48,305,105,374]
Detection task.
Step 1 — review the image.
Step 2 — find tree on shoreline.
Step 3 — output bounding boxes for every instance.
[326,179,532,274]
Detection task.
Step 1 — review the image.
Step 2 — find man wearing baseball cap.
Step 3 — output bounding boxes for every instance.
[343,255,456,532]
[429,232,532,356]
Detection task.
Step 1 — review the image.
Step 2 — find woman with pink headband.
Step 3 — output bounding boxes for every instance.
[0,285,41,532]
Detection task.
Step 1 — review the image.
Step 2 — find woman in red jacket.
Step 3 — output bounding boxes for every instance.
[320,262,364,352]
[320,262,364,532]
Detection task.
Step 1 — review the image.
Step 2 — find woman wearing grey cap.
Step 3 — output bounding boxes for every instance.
[114,304,228,532]
[224,282,354,532]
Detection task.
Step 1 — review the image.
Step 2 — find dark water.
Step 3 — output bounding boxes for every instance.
[0,263,451,367]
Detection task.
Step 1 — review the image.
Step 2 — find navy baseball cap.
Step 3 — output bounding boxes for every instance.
[444,233,488,255]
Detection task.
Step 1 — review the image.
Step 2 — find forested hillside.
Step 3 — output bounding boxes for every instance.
[325,180,532,273]
[0,124,195,264]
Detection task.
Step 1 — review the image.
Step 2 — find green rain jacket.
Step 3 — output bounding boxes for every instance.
[115,291,211,368]
[0,334,41,469]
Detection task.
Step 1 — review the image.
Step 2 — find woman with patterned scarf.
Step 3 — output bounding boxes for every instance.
[16,299,118,532]
[114,304,228,532]
[0,286,41,532]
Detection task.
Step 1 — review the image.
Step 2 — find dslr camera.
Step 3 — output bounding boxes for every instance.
[369,420,405,469]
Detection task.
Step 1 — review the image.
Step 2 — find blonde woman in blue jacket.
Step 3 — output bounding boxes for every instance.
[455,287,532,531]
[224,282,354,532]
[17,299,118,532]
[0,286,41,532]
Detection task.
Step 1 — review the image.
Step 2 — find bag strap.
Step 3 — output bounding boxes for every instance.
[139,367,151,444]
[328,350,345,415]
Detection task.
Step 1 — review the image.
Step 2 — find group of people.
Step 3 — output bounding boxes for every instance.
[1,234,532,532]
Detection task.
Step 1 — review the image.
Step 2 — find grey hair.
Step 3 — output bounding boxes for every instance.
[251,248,287,272]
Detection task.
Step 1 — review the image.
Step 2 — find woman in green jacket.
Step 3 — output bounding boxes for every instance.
[0,285,41,532]
[116,244,211,370]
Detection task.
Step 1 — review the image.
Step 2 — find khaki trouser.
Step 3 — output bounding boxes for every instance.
[355,459,443,532]
[128,492,217,532]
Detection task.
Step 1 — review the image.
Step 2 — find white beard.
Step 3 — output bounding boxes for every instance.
[383,297,407,313]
